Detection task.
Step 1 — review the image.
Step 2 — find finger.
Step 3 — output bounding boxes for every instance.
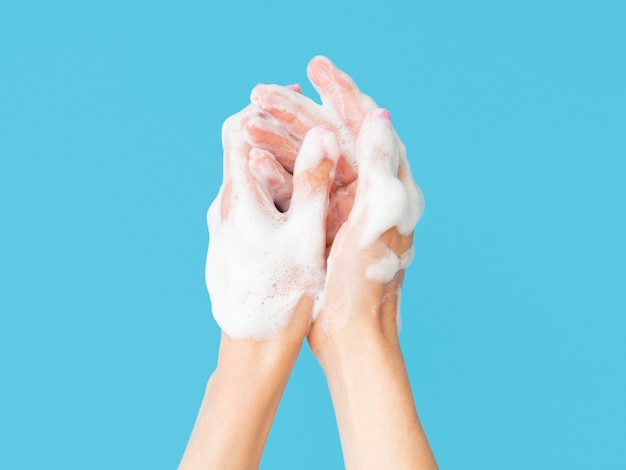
[248,148,294,213]
[356,109,399,179]
[307,55,378,137]
[335,153,358,186]
[251,83,357,187]
[220,113,242,183]
[286,83,302,94]
[221,105,262,182]
[250,84,334,140]
[397,156,426,226]
[352,109,412,245]
[222,116,274,218]
[289,127,341,248]
[242,115,300,173]
[395,128,425,225]
[326,181,356,246]
[378,227,414,256]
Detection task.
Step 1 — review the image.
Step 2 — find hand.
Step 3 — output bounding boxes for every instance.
[247,56,381,247]
[240,57,425,346]
[206,105,341,341]
[307,108,424,357]
[183,63,435,470]
[302,109,435,470]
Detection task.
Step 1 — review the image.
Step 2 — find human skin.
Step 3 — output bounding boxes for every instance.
[249,57,437,469]
[180,58,437,469]
[177,314,310,469]
[179,106,340,468]
[245,56,376,248]
[308,110,437,470]
[204,106,342,339]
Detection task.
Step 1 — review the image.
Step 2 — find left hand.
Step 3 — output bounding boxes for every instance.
[206,105,341,341]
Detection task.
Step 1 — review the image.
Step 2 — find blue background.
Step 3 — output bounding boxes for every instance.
[1,0,625,468]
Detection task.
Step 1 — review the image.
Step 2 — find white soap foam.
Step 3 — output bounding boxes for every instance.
[365,246,415,283]
[400,246,415,270]
[347,111,424,250]
[206,117,338,340]
[211,87,423,339]
[251,71,424,251]
[206,214,326,339]
[365,245,401,283]
[251,84,358,182]
[319,112,422,334]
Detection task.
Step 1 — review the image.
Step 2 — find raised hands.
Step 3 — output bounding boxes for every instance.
[180,57,437,470]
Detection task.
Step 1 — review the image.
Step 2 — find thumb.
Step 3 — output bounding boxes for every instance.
[288,127,340,247]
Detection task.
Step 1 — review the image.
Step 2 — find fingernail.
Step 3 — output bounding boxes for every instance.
[377,109,391,120]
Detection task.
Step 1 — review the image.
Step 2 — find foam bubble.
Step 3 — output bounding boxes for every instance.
[206,119,338,340]
[366,245,401,283]
[206,197,327,340]
[365,246,415,284]
[400,246,415,270]
[348,112,424,249]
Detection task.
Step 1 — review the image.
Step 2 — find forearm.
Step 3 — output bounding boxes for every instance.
[179,333,303,469]
[318,325,437,470]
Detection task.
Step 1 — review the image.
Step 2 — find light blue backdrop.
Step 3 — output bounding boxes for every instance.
[1,0,624,468]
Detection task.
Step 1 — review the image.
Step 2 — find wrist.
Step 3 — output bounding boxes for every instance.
[216,331,304,384]
[312,319,402,378]
[181,333,305,469]
[215,297,312,379]
[310,320,432,470]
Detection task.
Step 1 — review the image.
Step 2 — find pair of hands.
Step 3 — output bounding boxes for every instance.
[180,57,438,470]
[205,56,424,356]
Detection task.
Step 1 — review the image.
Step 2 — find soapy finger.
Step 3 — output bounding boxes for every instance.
[221,105,262,182]
[356,109,400,181]
[242,115,300,173]
[289,127,340,249]
[350,109,415,245]
[390,128,425,228]
[220,116,253,219]
[222,125,276,218]
[325,181,357,247]
[286,83,302,93]
[251,84,333,140]
[397,152,425,226]
[251,83,357,187]
[248,148,294,212]
[207,185,224,230]
[307,56,378,137]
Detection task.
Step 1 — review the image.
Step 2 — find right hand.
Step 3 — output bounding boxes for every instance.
[306,108,424,359]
